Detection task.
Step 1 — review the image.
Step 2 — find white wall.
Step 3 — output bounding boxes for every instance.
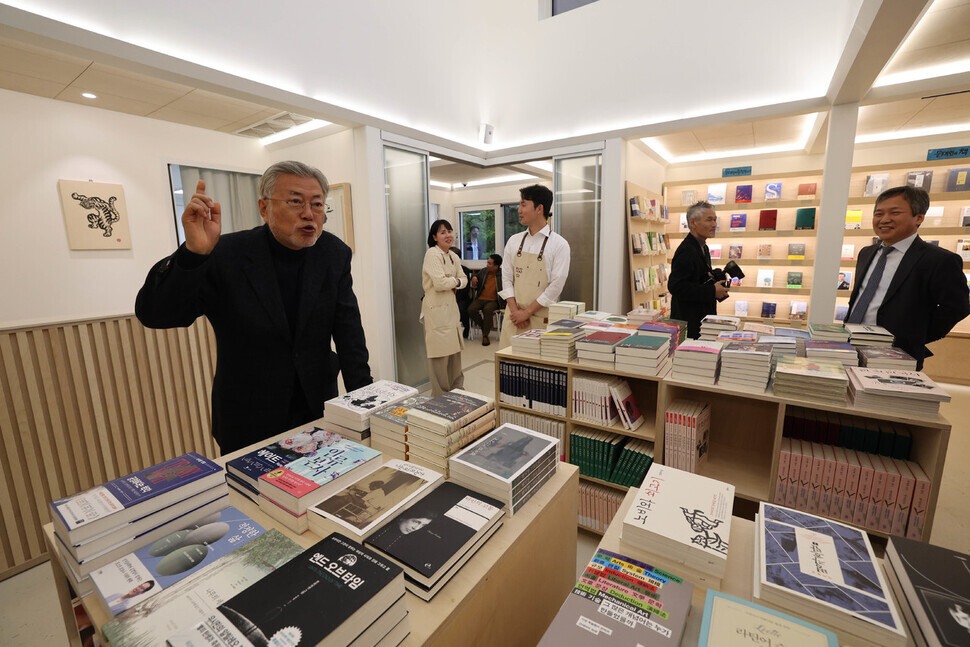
[0,88,267,327]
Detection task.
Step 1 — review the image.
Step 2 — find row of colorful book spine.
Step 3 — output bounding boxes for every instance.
[784,406,912,459]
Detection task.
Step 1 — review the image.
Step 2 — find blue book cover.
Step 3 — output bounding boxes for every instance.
[730,213,747,230]
[758,503,906,642]
[735,184,753,203]
[89,506,267,616]
[226,427,345,487]
[765,182,782,200]
[699,590,838,646]
[259,440,381,501]
[51,453,223,539]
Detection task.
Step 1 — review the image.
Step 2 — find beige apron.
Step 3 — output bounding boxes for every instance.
[422,247,465,358]
[498,234,550,348]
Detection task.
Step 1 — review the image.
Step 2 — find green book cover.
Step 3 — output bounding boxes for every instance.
[795,207,816,230]
[786,272,803,288]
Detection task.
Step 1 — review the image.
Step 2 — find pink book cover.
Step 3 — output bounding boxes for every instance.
[865,456,888,530]
[879,456,901,534]
[842,450,861,523]
[906,460,932,540]
[807,442,825,514]
[891,458,915,536]
[797,439,814,510]
[773,438,790,505]
[785,439,802,507]
[819,444,837,518]
[832,446,849,520]
[854,452,875,527]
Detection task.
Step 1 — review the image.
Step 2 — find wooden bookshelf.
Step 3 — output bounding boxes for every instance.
[626,181,671,312]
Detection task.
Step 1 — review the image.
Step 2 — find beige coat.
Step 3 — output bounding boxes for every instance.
[422,246,467,358]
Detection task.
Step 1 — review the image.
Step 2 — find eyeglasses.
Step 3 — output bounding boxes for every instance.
[267,197,327,215]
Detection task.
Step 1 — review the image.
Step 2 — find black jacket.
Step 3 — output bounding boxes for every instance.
[669,232,717,339]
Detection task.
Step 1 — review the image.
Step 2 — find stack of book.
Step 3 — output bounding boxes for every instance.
[574,330,632,369]
[698,314,741,340]
[308,459,442,542]
[718,342,772,392]
[257,438,382,533]
[715,330,758,343]
[509,328,544,356]
[545,317,585,331]
[755,335,797,367]
[621,464,734,589]
[49,453,228,590]
[846,323,894,347]
[663,400,710,472]
[101,530,305,647]
[226,426,345,503]
[754,503,907,647]
[772,356,848,405]
[847,367,951,417]
[671,340,723,385]
[368,394,432,460]
[698,590,838,647]
[637,320,680,356]
[575,309,613,323]
[804,340,859,368]
[539,327,585,361]
[449,423,559,515]
[884,535,970,647]
[807,322,850,342]
[743,321,776,337]
[405,389,497,476]
[613,333,671,376]
[169,534,408,647]
[324,380,419,442]
[858,346,917,370]
[366,481,505,601]
[548,300,585,320]
[89,506,266,617]
[660,317,689,345]
[625,306,661,324]
[537,548,693,647]
[498,409,566,461]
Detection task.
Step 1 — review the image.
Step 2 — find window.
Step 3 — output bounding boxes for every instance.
[458,208,495,261]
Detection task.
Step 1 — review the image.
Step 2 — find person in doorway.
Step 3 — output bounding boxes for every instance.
[668,201,730,339]
[497,185,571,347]
[422,220,467,395]
[136,161,372,454]
[468,254,506,346]
[464,225,483,260]
[846,186,969,369]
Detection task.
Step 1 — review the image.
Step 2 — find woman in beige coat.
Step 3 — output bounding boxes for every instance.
[422,219,467,396]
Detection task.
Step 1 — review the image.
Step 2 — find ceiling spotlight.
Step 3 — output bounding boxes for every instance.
[81,92,97,99]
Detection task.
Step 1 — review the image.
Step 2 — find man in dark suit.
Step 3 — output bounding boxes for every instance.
[847,186,969,370]
[669,201,730,338]
[136,161,372,454]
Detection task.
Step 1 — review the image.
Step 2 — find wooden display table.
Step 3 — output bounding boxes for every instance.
[44,428,580,647]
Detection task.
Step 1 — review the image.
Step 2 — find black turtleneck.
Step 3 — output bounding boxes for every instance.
[265,226,307,337]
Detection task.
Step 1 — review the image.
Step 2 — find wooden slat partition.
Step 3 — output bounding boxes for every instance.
[0,315,217,580]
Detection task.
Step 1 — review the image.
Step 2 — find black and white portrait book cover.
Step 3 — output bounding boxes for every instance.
[449,423,559,483]
[58,179,131,249]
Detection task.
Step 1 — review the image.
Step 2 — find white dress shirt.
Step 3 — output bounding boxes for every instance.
[856,231,918,325]
[499,223,571,308]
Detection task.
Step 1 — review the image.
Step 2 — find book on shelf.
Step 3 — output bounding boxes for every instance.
[681,189,696,205]
[169,533,406,647]
[101,529,304,647]
[845,209,863,229]
[884,535,970,647]
[406,388,494,435]
[609,379,644,431]
[226,426,345,494]
[755,502,907,646]
[728,243,743,259]
[946,167,970,192]
[923,204,945,226]
[308,459,443,542]
[795,207,816,230]
[758,209,778,230]
[841,243,854,260]
[365,481,504,600]
[756,268,774,287]
[787,242,806,260]
[789,300,807,320]
[257,438,382,517]
[89,506,265,617]
[957,238,970,260]
[730,213,747,231]
[757,243,772,259]
[51,452,224,548]
[679,213,689,232]
[734,300,749,317]
[537,548,693,647]
[797,183,817,200]
[765,181,782,200]
[735,184,753,203]
[906,169,934,191]
[786,271,803,288]
[699,590,838,647]
[324,380,418,432]
[760,302,777,318]
[864,172,890,197]
[707,242,722,259]
[663,400,710,473]
[707,182,727,205]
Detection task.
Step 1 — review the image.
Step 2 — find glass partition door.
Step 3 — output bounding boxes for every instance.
[554,153,602,309]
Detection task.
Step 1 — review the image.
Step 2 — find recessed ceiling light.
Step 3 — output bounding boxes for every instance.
[259,119,331,145]
[81,92,97,99]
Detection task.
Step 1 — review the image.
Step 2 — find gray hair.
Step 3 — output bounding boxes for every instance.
[686,200,714,222]
[258,161,329,199]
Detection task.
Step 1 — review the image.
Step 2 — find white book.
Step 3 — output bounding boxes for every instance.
[324,380,418,430]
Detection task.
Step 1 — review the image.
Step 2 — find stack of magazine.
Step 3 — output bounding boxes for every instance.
[368,394,431,460]
[366,481,505,600]
[324,380,418,442]
[717,341,772,392]
[847,367,951,417]
[540,327,586,362]
[858,347,917,370]
[405,389,496,476]
[772,356,848,405]
[449,423,559,515]
[698,314,741,341]
[846,323,895,347]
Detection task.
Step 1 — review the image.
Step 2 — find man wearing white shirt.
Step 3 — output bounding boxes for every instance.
[846,186,969,369]
[497,185,571,347]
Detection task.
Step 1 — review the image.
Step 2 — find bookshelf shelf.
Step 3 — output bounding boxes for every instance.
[572,417,656,442]
[580,474,632,493]
[731,286,812,296]
[497,401,566,423]
[670,229,817,240]
[577,522,606,536]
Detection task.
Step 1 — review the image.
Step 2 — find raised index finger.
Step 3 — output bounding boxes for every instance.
[196,179,206,196]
